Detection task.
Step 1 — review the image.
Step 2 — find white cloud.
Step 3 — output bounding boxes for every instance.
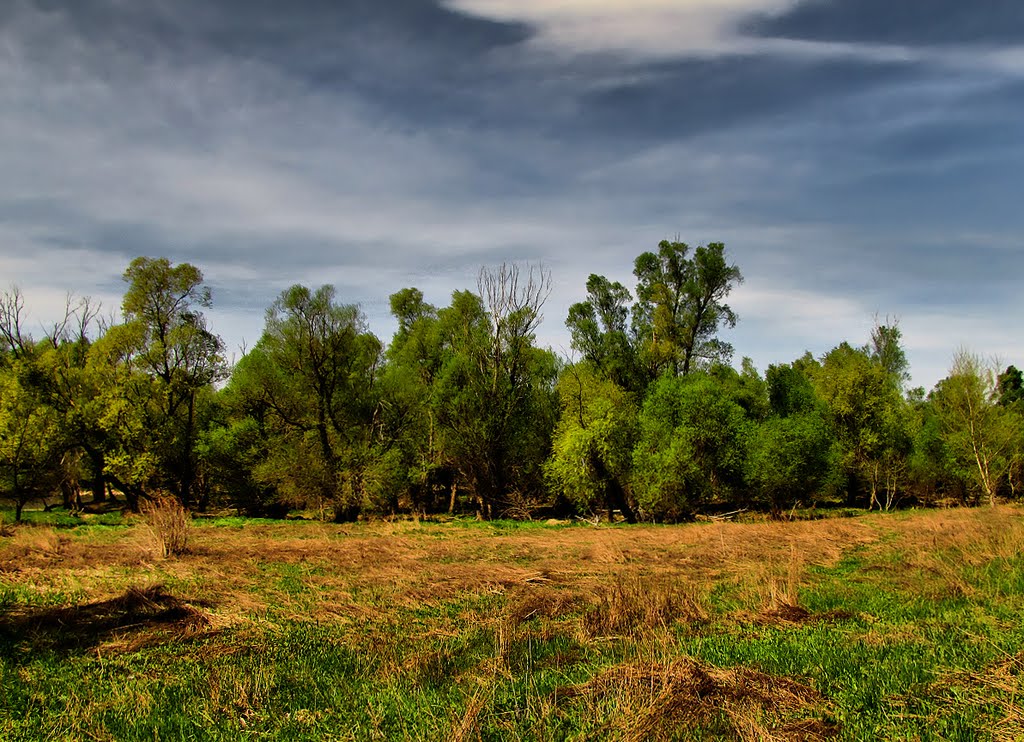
[447,0,799,58]
[448,0,1024,78]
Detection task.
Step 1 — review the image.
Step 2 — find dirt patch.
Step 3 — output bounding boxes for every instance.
[556,657,837,741]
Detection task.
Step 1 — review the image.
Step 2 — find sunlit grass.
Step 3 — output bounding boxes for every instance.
[0,505,1022,740]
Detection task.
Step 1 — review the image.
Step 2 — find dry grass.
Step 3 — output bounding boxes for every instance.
[556,657,835,741]
[0,506,1018,647]
[2,506,1023,739]
[142,497,191,558]
[0,584,214,654]
[582,572,707,638]
[929,650,1024,740]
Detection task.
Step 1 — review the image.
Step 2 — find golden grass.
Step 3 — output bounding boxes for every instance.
[929,650,1024,741]
[556,657,835,741]
[141,497,191,558]
[0,506,1019,639]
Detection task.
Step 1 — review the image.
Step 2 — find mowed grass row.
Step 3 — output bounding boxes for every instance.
[0,506,1022,740]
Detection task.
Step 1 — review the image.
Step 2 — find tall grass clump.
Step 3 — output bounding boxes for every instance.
[143,497,191,557]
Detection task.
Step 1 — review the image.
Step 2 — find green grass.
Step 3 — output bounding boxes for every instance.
[1,506,1022,740]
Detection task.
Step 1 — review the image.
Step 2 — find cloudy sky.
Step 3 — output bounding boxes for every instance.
[2,0,1022,389]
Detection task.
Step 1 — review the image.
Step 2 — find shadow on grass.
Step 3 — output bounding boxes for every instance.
[0,585,214,658]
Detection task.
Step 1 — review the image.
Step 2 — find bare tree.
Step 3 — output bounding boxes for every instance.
[0,286,29,357]
[478,262,552,394]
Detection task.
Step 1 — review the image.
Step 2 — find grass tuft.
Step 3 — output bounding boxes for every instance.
[583,572,706,638]
[142,497,191,558]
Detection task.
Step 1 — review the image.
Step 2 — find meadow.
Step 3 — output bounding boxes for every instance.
[1,505,1022,741]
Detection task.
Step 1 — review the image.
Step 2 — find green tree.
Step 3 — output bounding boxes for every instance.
[868,318,911,390]
[811,343,912,510]
[232,284,382,520]
[744,361,833,516]
[105,257,227,507]
[632,240,742,376]
[430,265,558,519]
[380,288,455,514]
[997,365,1024,408]
[545,365,638,522]
[632,373,749,520]
[565,275,644,392]
[747,412,831,517]
[0,358,63,520]
[21,296,118,507]
[930,352,1020,506]
[766,362,820,418]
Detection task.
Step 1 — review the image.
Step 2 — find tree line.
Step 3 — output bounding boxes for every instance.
[1,244,1022,522]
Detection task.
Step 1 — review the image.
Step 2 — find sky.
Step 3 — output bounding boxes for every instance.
[2,0,1022,390]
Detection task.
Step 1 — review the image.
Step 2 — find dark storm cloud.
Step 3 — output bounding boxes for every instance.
[745,0,1024,46]
[2,0,1023,386]
[577,55,922,141]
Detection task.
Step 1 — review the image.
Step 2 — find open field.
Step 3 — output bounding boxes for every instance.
[1,506,1023,740]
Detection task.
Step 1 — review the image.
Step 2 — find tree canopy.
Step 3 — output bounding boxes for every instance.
[1,243,1021,522]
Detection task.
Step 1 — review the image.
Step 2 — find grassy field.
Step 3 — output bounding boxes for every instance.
[1,505,1022,741]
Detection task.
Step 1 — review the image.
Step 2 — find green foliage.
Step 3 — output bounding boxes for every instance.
[226,285,383,518]
[565,274,644,392]
[0,362,63,520]
[632,373,749,519]
[3,249,1022,520]
[428,266,559,519]
[110,257,227,507]
[930,352,1022,505]
[747,412,831,515]
[811,342,913,509]
[632,240,742,377]
[766,362,819,417]
[545,366,638,520]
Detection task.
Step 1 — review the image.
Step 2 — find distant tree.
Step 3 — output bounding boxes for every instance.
[997,365,1024,408]
[632,373,749,520]
[545,365,638,522]
[710,358,770,422]
[747,412,831,517]
[23,296,116,506]
[232,284,382,520]
[632,240,742,377]
[102,258,227,507]
[930,352,1020,506]
[566,275,644,392]
[766,362,820,418]
[745,360,833,516]
[379,288,451,513]
[811,343,912,510]
[431,265,558,519]
[868,318,911,390]
[0,365,62,521]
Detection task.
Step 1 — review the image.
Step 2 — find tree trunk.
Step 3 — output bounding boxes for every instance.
[447,481,458,514]
[83,447,107,503]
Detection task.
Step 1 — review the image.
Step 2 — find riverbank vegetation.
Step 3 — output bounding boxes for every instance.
[1,242,1022,522]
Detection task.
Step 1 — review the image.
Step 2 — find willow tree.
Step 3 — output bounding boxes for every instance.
[104,257,227,507]
[633,240,742,377]
[430,265,558,519]
[231,284,383,520]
